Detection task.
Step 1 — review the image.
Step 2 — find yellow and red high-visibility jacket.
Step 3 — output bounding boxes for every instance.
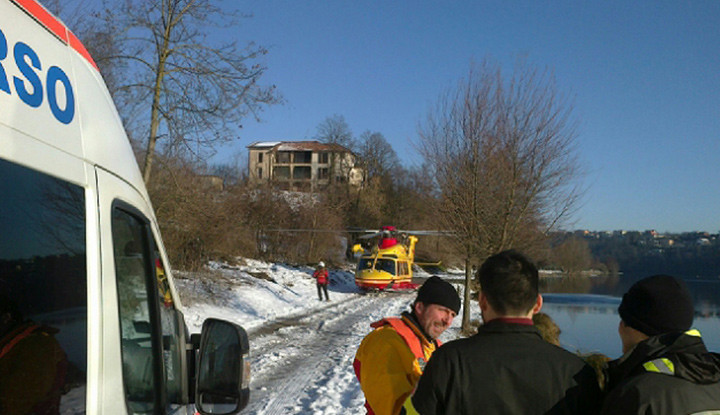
[0,322,68,415]
[353,313,440,415]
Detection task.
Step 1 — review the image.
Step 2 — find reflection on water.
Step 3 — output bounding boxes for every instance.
[540,275,720,359]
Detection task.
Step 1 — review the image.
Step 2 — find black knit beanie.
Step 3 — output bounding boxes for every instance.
[618,274,694,336]
[416,276,461,314]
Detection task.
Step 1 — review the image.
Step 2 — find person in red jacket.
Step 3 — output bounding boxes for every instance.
[313,261,330,301]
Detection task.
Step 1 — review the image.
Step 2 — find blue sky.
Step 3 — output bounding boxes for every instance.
[216,1,720,233]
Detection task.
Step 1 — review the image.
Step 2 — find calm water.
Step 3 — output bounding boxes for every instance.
[540,275,720,359]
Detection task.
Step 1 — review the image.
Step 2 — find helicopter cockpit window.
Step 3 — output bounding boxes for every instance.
[376,259,396,275]
[358,259,375,271]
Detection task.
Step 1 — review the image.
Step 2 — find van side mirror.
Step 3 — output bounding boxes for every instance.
[195,318,250,414]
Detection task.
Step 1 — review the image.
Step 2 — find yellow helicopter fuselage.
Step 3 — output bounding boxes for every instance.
[354,236,418,290]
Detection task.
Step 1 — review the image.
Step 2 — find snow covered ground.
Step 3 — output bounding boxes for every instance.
[173,259,471,415]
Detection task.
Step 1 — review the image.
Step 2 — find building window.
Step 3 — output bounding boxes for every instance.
[318,168,329,180]
[293,151,312,163]
[320,152,329,164]
[293,166,311,180]
[258,153,263,163]
[258,167,263,179]
[277,152,291,164]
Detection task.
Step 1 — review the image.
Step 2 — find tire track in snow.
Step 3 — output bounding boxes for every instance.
[243,291,414,414]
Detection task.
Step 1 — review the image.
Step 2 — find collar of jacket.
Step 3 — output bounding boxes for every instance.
[489,317,533,325]
[476,318,543,337]
[607,330,720,389]
[401,311,437,346]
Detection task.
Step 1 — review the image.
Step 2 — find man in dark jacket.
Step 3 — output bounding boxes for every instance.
[408,250,601,415]
[600,274,720,415]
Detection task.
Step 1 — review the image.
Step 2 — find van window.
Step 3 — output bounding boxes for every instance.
[0,158,87,414]
[154,250,185,409]
[112,207,184,414]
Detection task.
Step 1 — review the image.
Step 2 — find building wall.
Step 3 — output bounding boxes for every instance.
[248,148,272,181]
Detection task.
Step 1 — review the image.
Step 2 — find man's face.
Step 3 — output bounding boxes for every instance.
[415,302,457,340]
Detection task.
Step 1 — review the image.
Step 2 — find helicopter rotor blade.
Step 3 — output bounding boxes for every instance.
[261,227,452,237]
[358,232,382,240]
[400,230,455,236]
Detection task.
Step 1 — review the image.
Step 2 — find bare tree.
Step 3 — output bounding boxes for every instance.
[418,60,584,331]
[39,0,126,96]
[147,155,253,270]
[315,114,355,150]
[94,0,281,183]
[357,131,400,181]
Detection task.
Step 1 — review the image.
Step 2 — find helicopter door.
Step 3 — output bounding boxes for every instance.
[398,261,409,278]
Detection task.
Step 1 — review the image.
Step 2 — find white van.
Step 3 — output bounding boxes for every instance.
[0,0,249,414]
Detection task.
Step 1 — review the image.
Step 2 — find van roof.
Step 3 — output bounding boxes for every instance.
[2,0,147,195]
[11,0,97,70]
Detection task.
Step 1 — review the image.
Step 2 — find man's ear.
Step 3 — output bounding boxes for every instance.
[531,294,543,315]
[478,292,489,312]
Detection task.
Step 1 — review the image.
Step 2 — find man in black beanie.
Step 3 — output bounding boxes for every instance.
[353,276,460,415]
[601,275,720,415]
[409,250,602,415]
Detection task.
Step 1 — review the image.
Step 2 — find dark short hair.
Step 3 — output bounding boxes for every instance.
[477,250,539,315]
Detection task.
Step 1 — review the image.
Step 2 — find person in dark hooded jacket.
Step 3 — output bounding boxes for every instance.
[600,274,720,415]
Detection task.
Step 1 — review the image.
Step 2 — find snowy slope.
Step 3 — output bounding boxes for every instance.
[173,259,469,414]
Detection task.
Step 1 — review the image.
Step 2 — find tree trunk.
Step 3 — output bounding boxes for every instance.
[141,65,164,183]
[461,256,473,332]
